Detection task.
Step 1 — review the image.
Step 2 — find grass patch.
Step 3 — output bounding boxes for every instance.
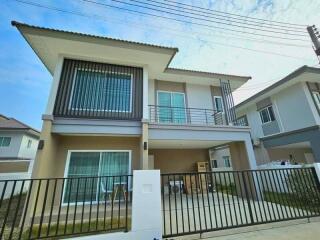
[264,191,320,213]
[215,183,237,196]
[0,193,27,227]
[2,218,131,240]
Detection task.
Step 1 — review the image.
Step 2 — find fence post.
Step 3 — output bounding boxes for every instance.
[314,163,320,184]
[131,170,162,239]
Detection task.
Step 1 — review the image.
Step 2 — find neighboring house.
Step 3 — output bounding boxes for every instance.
[235,66,320,165]
[209,146,232,170]
[0,114,39,177]
[12,21,258,193]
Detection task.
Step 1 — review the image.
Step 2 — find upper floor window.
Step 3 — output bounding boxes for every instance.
[69,69,132,112]
[211,160,218,168]
[312,91,320,109]
[0,137,11,147]
[157,91,186,123]
[235,115,248,126]
[259,105,275,124]
[214,96,224,113]
[27,139,32,148]
[223,156,231,167]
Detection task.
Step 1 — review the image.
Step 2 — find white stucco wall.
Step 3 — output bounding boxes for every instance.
[18,134,39,159]
[237,105,264,140]
[185,83,213,109]
[272,82,317,132]
[0,132,23,158]
[209,147,232,169]
[148,79,155,106]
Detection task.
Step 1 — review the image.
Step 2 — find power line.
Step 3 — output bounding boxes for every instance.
[100,0,308,38]
[124,0,307,33]
[78,0,308,41]
[161,0,307,27]
[13,0,314,61]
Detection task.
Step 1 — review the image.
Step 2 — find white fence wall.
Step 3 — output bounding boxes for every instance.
[0,173,31,199]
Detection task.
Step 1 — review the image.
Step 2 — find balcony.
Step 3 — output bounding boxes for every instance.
[149,105,227,126]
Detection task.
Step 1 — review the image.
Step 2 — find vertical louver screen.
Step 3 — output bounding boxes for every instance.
[53,59,143,120]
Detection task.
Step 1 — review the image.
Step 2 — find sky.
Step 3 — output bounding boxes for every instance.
[0,0,320,130]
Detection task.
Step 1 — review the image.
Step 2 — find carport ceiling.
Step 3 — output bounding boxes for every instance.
[149,140,230,149]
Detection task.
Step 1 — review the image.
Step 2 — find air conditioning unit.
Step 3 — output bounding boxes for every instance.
[169,181,184,194]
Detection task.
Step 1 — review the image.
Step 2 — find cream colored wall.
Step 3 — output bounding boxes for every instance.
[0,161,29,173]
[149,148,210,173]
[53,136,141,177]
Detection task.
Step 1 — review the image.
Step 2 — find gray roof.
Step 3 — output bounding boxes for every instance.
[11,21,179,52]
[0,114,40,137]
[11,21,251,80]
[236,65,320,109]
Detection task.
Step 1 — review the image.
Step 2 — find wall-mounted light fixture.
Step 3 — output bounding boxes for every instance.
[144,141,148,150]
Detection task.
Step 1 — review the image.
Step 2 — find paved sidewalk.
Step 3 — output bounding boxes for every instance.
[204,222,320,240]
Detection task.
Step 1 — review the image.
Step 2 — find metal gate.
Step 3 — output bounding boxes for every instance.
[161,167,320,238]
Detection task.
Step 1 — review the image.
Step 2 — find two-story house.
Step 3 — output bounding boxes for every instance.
[12,21,257,194]
[0,114,39,177]
[236,66,320,165]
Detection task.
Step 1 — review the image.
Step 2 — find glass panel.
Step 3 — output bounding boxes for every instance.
[158,92,172,123]
[1,137,11,147]
[313,92,320,108]
[215,97,224,112]
[268,106,275,121]
[172,93,186,123]
[223,156,231,167]
[260,109,269,123]
[64,152,100,203]
[70,70,131,112]
[99,152,129,201]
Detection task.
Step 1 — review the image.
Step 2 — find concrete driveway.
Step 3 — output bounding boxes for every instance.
[169,219,320,240]
[201,220,320,240]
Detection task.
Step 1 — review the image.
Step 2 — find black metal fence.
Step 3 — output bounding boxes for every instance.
[161,167,320,238]
[0,175,132,240]
[149,105,226,126]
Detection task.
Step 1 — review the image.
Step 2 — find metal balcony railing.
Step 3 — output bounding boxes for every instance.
[149,105,226,126]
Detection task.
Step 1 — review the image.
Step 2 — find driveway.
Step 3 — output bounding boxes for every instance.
[203,221,320,240]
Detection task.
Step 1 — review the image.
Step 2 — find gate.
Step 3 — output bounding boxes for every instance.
[161,167,320,238]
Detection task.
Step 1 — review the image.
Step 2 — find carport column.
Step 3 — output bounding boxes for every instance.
[229,139,257,170]
[141,120,149,170]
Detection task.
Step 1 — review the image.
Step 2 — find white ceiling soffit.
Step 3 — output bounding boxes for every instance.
[149,139,230,149]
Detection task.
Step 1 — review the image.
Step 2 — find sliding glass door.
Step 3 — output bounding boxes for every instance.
[157,91,186,124]
[63,151,130,204]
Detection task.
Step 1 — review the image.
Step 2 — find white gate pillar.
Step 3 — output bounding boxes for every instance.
[314,163,320,183]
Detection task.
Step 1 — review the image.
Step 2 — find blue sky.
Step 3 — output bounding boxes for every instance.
[0,0,320,130]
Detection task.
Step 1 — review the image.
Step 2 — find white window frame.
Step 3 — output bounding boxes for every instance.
[259,105,275,124]
[63,149,132,206]
[156,90,187,123]
[68,68,133,113]
[214,96,224,113]
[312,91,320,109]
